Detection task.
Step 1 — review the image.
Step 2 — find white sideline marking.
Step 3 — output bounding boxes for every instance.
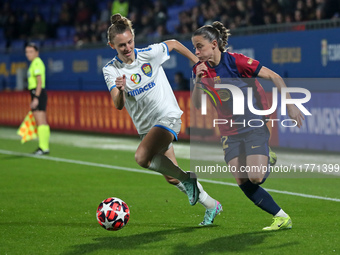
[1,149,339,203]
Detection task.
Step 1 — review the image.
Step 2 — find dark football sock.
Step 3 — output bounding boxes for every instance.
[239,180,281,215]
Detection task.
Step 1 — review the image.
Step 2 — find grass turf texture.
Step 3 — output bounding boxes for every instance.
[0,134,339,255]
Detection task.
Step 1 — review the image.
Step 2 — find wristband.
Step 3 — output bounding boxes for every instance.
[33,95,40,99]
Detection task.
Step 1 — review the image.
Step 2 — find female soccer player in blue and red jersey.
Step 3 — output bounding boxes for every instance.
[191,21,304,231]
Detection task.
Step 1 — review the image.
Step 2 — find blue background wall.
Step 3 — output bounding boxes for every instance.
[1,28,340,151]
[276,91,340,151]
[1,27,340,91]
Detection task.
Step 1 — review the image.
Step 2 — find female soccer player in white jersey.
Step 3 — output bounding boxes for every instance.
[102,14,222,225]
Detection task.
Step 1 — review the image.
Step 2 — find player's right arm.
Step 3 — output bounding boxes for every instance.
[110,75,126,110]
[103,65,126,110]
[191,62,208,109]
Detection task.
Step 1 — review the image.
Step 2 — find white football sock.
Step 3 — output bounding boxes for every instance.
[149,154,189,182]
[197,181,216,209]
[175,182,186,193]
[275,209,288,218]
[176,181,216,209]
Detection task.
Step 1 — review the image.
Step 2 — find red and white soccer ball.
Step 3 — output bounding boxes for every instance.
[96,197,130,231]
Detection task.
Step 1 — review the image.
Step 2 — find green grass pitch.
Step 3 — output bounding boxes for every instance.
[0,127,339,255]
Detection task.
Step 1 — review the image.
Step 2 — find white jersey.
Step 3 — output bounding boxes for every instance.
[103,43,183,134]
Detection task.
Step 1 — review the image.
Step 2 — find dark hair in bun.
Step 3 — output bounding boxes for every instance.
[193,21,230,52]
[107,13,134,44]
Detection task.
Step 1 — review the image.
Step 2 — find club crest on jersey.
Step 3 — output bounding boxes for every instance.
[214,76,221,84]
[141,63,152,77]
[247,58,254,65]
[130,74,141,84]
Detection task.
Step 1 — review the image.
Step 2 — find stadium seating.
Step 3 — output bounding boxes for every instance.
[0,0,339,52]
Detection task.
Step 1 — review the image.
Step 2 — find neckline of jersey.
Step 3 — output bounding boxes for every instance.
[115,49,138,65]
[205,51,225,69]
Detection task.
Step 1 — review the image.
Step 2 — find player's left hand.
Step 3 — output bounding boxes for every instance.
[287,104,304,128]
[30,97,39,110]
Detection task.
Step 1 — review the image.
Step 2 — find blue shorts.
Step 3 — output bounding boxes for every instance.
[222,125,270,164]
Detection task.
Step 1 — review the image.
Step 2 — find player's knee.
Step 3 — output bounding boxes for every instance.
[134,151,149,168]
[249,177,263,185]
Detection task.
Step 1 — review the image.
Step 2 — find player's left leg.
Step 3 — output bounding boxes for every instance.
[267,122,277,166]
[163,146,222,225]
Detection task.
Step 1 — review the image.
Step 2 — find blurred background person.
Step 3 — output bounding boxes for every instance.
[174,71,189,91]
[25,43,50,155]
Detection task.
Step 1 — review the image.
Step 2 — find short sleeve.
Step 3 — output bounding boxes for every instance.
[232,53,262,78]
[103,66,119,92]
[192,70,196,80]
[33,60,44,76]
[145,43,170,65]
[192,62,200,79]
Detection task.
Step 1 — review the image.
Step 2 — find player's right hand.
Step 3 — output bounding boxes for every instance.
[196,63,208,79]
[30,97,39,110]
[115,75,126,91]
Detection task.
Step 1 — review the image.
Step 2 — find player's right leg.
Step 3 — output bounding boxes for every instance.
[135,126,199,205]
[244,126,291,230]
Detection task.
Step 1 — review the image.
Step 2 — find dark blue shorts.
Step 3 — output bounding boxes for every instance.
[222,125,270,164]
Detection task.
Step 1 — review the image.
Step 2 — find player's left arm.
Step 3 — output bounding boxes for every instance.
[164,40,198,64]
[258,66,305,128]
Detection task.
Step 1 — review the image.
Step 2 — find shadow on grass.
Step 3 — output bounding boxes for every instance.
[63,227,299,254]
[172,230,299,254]
[63,226,198,255]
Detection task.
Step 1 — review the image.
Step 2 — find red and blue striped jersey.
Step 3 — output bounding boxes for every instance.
[192,51,269,136]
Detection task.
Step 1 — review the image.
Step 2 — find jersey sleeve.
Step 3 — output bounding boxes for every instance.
[192,63,197,79]
[33,59,44,76]
[145,43,170,65]
[233,53,262,78]
[103,66,119,92]
[192,70,196,80]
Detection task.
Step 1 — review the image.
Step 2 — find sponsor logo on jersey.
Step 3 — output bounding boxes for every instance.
[127,81,156,97]
[247,58,254,65]
[130,74,141,84]
[141,63,152,77]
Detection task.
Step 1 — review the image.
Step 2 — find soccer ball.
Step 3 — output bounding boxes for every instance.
[96,197,130,231]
